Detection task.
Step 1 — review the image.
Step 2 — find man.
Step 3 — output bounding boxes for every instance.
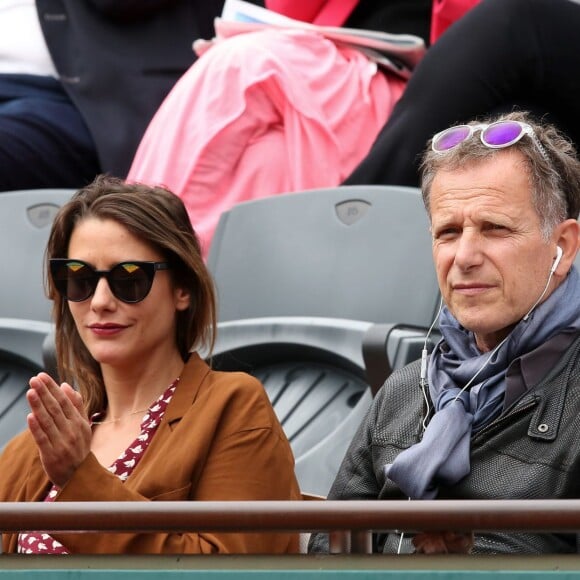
[0,0,223,190]
[309,110,580,554]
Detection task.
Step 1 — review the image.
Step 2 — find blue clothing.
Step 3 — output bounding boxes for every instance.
[0,74,98,190]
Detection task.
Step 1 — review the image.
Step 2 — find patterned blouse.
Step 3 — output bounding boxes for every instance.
[18,379,178,554]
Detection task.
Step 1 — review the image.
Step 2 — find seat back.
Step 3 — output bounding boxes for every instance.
[0,189,74,322]
[211,317,372,464]
[206,186,441,495]
[0,319,53,449]
[208,185,439,324]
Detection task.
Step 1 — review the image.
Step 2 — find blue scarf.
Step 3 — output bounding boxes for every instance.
[384,267,580,499]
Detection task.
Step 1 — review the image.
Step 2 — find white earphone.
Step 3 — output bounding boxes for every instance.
[523,245,563,321]
[551,245,563,274]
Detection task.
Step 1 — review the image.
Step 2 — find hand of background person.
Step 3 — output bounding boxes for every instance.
[412,531,474,554]
[192,38,217,57]
[26,373,92,489]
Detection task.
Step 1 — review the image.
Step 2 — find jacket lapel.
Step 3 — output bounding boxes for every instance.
[163,352,211,426]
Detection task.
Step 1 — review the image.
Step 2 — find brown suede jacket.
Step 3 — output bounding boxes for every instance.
[0,353,301,554]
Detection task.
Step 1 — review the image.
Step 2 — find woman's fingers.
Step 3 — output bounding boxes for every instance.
[61,382,86,416]
[26,373,92,488]
[29,373,79,423]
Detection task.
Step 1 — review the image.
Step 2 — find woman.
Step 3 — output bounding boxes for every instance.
[0,175,301,554]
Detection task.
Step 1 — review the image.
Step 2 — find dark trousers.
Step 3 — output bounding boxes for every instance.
[345,0,580,187]
[0,74,100,191]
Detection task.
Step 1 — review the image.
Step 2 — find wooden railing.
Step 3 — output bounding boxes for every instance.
[1,499,580,555]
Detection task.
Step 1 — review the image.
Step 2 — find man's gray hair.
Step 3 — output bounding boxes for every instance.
[420,111,580,239]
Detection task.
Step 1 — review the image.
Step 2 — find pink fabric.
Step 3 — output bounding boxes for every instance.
[265,0,359,26]
[18,380,178,555]
[128,29,405,256]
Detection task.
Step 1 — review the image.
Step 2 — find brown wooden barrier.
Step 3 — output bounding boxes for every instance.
[0,500,579,554]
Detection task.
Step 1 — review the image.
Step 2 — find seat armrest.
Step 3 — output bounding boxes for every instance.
[362,323,397,397]
[363,323,439,397]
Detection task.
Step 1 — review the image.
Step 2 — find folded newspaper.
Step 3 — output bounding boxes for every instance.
[215,0,426,79]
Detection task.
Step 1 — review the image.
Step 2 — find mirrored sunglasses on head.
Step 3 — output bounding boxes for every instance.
[49,259,170,303]
[431,120,549,160]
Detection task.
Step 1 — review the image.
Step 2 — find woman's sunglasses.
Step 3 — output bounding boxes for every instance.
[49,259,170,303]
[431,120,549,161]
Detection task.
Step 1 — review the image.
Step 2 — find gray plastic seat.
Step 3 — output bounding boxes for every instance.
[0,189,74,322]
[0,189,73,449]
[208,185,439,324]
[0,319,53,449]
[211,319,440,495]
[207,186,441,494]
[210,317,371,466]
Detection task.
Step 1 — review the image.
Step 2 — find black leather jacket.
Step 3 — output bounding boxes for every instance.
[310,333,580,554]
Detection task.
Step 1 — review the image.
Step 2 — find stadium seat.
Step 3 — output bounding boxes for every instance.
[210,316,372,489]
[0,189,73,449]
[0,319,53,448]
[207,185,440,494]
[0,189,74,322]
[208,185,438,324]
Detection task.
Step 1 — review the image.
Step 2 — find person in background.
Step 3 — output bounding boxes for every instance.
[253,0,434,44]
[310,110,580,554]
[0,175,300,554]
[0,1,223,190]
[346,0,580,189]
[127,0,482,256]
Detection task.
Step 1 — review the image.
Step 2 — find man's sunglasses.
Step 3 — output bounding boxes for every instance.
[431,120,549,161]
[49,259,170,303]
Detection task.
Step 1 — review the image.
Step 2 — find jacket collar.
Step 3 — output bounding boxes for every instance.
[164,352,211,425]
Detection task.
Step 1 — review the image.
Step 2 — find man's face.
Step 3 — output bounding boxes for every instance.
[430,150,558,352]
